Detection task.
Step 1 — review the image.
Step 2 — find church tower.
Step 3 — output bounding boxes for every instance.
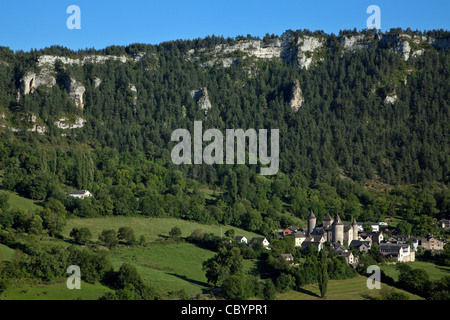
[352,217,358,241]
[323,213,333,229]
[332,213,344,244]
[307,210,316,236]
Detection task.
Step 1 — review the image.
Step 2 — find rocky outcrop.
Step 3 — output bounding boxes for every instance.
[186,33,449,71]
[190,87,212,113]
[93,77,102,88]
[19,71,56,95]
[187,38,297,69]
[384,93,398,105]
[290,80,304,110]
[37,54,128,69]
[54,116,86,129]
[65,76,85,109]
[27,113,37,123]
[131,52,146,63]
[338,35,374,51]
[128,83,137,105]
[296,36,325,69]
[28,124,47,135]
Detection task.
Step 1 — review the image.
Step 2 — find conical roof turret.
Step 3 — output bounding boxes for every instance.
[332,213,343,225]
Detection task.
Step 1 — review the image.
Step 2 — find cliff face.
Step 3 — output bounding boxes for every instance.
[65,76,86,109]
[190,87,212,113]
[290,80,304,110]
[185,33,449,70]
[54,117,86,129]
[20,71,56,95]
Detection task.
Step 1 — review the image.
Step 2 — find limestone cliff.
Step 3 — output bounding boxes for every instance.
[65,76,86,109]
[20,71,56,95]
[54,116,86,129]
[290,80,304,111]
[190,87,212,113]
[185,33,449,69]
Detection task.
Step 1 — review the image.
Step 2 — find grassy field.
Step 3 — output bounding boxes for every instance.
[0,190,41,212]
[62,216,263,242]
[276,275,422,300]
[380,261,450,282]
[0,243,15,261]
[107,242,259,297]
[0,281,112,300]
[108,242,213,296]
[61,217,263,297]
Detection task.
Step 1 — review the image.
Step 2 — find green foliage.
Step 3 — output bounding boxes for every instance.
[99,229,118,249]
[224,229,235,239]
[202,246,243,286]
[117,226,136,245]
[101,263,157,300]
[70,227,92,244]
[396,263,431,297]
[380,287,410,300]
[276,273,296,293]
[222,274,254,300]
[169,226,182,239]
[317,249,328,298]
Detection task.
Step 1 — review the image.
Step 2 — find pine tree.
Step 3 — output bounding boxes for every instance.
[317,249,328,298]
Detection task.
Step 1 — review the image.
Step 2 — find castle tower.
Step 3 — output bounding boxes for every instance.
[307,210,316,236]
[352,217,358,241]
[323,213,333,229]
[332,213,344,244]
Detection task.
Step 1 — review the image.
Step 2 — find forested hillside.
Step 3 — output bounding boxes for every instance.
[0,28,449,237]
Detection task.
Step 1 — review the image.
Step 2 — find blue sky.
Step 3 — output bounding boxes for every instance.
[0,0,448,51]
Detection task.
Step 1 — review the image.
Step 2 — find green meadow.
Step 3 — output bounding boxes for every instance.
[62,216,263,242]
[0,281,112,300]
[0,243,15,262]
[1,190,41,212]
[380,261,450,281]
[108,242,260,297]
[276,275,423,300]
[61,216,263,296]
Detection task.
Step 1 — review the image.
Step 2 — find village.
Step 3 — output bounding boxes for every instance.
[232,211,449,267]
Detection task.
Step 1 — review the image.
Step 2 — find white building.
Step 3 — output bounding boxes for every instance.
[249,237,270,249]
[68,190,92,199]
[234,236,248,244]
[379,243,415,262]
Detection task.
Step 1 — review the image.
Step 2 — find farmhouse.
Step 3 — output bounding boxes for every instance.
[287,231,307,247]
[349,240,371,253]
[340,252,355,265]
[234,236,248,244]
[358,231,384,244]
[439,219,450,230]
[282,226,298,236]
[418,234,446,251]
[249,237,270,249]
[300,235,325,252]
[68,190,92,199]
[332,243,347,254]
[388,235,419,251]
[356,222,380,232]
[279,253,294,264]
[379,243,415,262]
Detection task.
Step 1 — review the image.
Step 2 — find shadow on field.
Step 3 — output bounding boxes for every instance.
[436,266,450,275]
[296,287,320,298]
[167,272,209,288]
